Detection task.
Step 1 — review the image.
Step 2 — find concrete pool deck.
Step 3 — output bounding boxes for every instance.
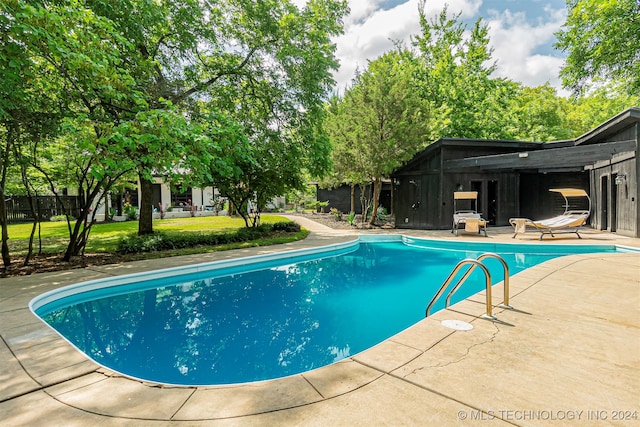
[1,218,639,426]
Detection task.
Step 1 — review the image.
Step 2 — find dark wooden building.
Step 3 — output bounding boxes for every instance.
[392,107,639,237]
[316,182,392,214]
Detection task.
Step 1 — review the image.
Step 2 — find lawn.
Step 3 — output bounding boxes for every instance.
[6,215,305,256]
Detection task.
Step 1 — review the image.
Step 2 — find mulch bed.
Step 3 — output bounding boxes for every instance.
[287,212,395,230]
[1,253,129,278]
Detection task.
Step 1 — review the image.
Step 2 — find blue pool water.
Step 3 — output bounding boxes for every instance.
[31,236,629,386]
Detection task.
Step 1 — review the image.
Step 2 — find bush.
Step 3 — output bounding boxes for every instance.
[306,200,329,212]
[117,233,165,254]
[271,221,301,232]
[329,207,343,221]
[377,207,387,221]
[123,203,138,221]
[234,224,270,241]
[116,221,301,254]
[50,214,75,222]
[347,211,356,226]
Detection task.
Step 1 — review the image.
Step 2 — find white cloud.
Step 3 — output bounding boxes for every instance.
[485,5,568,94]
[297,0,568,96]
[333,0,482,92]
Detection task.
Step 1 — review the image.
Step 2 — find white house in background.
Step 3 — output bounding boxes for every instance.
[90,176,285,221]
[87,177,222,221]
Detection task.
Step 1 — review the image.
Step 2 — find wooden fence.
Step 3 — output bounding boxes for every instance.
[4,196,81,223]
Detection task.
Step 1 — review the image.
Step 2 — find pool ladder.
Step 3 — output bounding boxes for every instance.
[425,253,513,320]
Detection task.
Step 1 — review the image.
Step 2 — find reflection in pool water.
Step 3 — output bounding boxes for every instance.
[34,239,621,385]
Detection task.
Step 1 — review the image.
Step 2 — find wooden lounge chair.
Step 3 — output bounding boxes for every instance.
[509,188,591,240]
[452,191,487,237]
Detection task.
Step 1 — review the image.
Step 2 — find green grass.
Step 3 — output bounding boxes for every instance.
[6,215,304,256]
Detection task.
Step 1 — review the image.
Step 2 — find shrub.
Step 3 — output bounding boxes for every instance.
[234,224,271,241]
[116,221,300,254]
[329,207,343,221]
[306,200,329,212]
[117,233,165,254]
[271,221,301,232]
[377,207,387,221]
[123,203,138,221]
[50,214,75,222]
[347,211,356,226]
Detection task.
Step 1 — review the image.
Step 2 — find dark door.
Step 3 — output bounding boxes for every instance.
[152,184,162,208]
[600,176,608,230]
[610,174,617,232]
[471,181,483,215]
[487,180,498,225]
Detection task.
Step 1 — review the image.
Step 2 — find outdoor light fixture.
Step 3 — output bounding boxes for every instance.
[615,174,626,185]
[518,152,529,158]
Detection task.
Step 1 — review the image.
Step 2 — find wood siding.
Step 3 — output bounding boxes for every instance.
[392,110,638,235]
[520,173,590,219]
[394,142,524,229]
[589,152,638,236]
[317,184,391,214]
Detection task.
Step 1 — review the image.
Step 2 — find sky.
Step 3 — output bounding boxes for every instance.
[299,0,570,96]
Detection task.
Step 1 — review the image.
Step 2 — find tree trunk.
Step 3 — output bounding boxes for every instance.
[138,174,154,235]
[0,195,10,268]
[359,183,371,226]
[0,130,11,268]
[350,184,356,213]
[369,178,382,226]
[63,212,88,261]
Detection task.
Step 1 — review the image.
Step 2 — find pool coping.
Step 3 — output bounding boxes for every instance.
[1,222,639,425]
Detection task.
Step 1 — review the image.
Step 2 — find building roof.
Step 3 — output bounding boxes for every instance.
[574,107,640,145]
[393,138,540,175]
[395,107,639,174]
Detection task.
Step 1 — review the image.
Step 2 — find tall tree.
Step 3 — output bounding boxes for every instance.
[326,49,432,225]
[322,95,369,214]
[4,0,348,264]
[0,3,69,267]
[556,0,640,96]
[505,84,573,142]
[84,0,348,234]
[413,3,515,139]
[563,82,640,135]
[3,1,150,261]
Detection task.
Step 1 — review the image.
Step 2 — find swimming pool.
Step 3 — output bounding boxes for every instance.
[30,235,632,386]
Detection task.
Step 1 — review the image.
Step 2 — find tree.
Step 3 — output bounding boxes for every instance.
[3,0,348,266]
[326,49,432,225]
[555,0,640,96]
[0,3,70,267]
[413,2,517,140]
[2,1,153,261]
[83,0,348,233]
[563,82,640,135]
[321,95,366,214]
[505,84,573,142]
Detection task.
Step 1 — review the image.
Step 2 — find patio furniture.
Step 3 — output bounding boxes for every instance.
[452,191,487,237]
[509,188,591,240]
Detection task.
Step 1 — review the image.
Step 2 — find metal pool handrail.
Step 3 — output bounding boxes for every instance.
[444,253,512,310]
[425,253,511,320]
[426,259,495,320]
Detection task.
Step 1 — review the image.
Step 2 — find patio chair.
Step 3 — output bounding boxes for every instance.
[452,191,487,237]
[509,188,591,240]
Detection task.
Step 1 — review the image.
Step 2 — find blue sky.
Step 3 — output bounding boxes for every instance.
[304,0,570,95]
